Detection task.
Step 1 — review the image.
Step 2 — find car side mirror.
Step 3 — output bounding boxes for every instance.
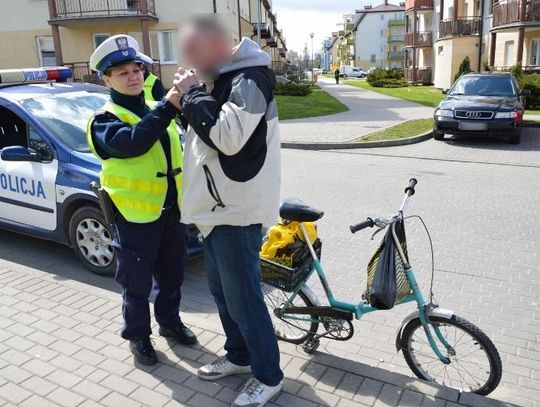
[0,146,41,162]
[442,89,448,94]
[520,89,531,97]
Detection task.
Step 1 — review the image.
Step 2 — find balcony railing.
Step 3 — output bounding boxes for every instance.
[405,0,434,11]
[388,51,404,60]
[388,19,406,26]
[51,0,156,20]
[253,23,272,39]
[439,17,481,38]
[404,67,433,83]
[492,0,540,27]
[404,31,433,47]
[388,34,405,42]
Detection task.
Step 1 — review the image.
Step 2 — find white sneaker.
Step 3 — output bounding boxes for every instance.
[232,377,282,407]
[197,355,251,380]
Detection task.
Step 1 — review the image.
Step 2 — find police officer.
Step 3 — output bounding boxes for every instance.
[87,34,196,366]
[138,52,166,101]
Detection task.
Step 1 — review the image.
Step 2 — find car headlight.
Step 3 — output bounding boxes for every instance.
[435,109,454,118]
[494,111,517,119]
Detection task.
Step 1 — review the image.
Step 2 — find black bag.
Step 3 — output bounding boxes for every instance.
[365,221,410,310]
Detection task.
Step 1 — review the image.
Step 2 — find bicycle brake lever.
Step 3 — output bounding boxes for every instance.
[371,227,385,240]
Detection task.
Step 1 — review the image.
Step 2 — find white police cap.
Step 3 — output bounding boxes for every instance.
[90,34,145,73]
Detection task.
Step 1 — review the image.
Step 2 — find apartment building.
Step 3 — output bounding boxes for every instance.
[0,0,287,86]
[353,1,406,69]
[490,0,540,69]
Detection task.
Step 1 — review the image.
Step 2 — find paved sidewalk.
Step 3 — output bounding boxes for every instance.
[279,78,434,144]
[0,252,515,407]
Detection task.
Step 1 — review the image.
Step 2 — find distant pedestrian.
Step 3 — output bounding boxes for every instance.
[334,68,340,84]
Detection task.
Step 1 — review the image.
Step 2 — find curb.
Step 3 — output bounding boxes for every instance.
[282,130,434,150]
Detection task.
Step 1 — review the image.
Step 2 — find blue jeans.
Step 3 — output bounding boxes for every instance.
[204,224,284,386]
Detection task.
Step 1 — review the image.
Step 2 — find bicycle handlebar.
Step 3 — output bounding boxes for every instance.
[350,179,419,234]
[350,218,374,234]
[405,178,418,196]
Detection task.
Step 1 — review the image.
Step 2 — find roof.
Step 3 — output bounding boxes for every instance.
[352,2,405,31]
[0,82,107,103]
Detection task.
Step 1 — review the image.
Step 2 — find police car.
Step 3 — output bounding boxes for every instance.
[0,67,202,276]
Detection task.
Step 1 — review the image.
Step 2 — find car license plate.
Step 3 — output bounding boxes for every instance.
[458,122,487,131]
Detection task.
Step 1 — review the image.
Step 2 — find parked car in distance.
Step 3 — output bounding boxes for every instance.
[340,66,367,78]
[433,72,529,144]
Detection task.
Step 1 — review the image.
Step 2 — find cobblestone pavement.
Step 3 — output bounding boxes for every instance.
[0,133,538,406]
[279,78,434,144]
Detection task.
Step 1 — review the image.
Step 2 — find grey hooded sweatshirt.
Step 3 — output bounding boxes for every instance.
[180,37,281,236]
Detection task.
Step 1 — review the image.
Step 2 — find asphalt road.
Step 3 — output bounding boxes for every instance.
[0,131,538,406]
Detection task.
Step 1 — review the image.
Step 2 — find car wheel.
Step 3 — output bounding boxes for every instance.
[508,129,521,144]
[433,130,445,141]
[69,206,116,276]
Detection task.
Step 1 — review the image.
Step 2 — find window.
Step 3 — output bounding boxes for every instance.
[93,33,110,49]
[504,40,515,67]
[158,31,177,64]
[380,29,384,37]
[380,46,384,53]
[438,46,444,56]
[28,129,53,162]
[530,39,540,66]
[380,14,385,21]
[36,37,56,67]
[370,54,376,63]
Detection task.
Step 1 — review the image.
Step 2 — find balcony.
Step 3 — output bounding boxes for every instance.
[253,23,272,39]
[388,19,406,26]
[404,31,433,47]
[388,34,405,42]
[404,67,433,84]
[492,0,540,28]
[266,36,278,47]
[438,17,481,38]
[405,0,434,11]
[49,0,157,25]
[278,48,286,57]
[388,51,404,60]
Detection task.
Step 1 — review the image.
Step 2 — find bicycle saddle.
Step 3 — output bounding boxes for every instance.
[280,198,324,222]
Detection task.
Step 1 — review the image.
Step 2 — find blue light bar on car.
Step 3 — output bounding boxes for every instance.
[0,67,72,84]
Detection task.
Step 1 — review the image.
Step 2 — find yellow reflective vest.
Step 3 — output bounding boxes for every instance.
[143,73,159,101]
[87,101,183,224]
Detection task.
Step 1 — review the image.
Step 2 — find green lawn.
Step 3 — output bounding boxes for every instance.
[357,119,433,143]
[345,79,540,115]
[276,88,348,120]
[345,80,444,108]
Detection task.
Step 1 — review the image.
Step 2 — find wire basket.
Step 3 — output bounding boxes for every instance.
[261,240,322,292]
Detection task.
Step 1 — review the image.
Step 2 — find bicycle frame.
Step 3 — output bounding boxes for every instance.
[274,192,454,364]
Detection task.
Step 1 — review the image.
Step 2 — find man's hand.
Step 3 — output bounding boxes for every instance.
[165,87,182,110]
[174,67,199,98]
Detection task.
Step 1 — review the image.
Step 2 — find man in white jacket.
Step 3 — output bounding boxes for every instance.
[173,17,283,407]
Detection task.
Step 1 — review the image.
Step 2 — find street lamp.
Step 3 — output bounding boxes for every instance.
[310,32,314,82]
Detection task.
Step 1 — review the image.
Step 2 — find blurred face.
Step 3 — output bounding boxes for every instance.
[103,62,144,96]
[181,27,232,74]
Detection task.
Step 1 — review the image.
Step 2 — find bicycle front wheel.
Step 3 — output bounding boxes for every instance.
[400,315,502,396]
[262,284,319,344]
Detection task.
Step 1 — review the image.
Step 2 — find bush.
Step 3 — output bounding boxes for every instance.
[454,56,472,82]
[519,73,540,108]
[370,78,408,88]
[367,67,404,86]
[274,82,313,96]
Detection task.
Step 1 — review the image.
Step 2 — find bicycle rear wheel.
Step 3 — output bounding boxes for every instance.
[262,284,319,344]
[400,315,502,396]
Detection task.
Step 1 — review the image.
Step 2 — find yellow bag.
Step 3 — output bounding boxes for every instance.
[260,221,317,267]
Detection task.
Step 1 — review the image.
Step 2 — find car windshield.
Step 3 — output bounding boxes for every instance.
[21,91,109,153]
[450,76,516,97]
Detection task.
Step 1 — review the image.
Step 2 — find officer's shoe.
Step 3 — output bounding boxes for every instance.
[129,338,158,366]
[159,323,197,346]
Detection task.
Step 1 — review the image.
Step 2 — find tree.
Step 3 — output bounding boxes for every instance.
[454,56,471,82]
[286,50,301,65]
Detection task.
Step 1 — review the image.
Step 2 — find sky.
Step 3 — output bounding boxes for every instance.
[272,0,369,54]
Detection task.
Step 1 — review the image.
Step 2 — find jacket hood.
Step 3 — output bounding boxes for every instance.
[219,37,271,74]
